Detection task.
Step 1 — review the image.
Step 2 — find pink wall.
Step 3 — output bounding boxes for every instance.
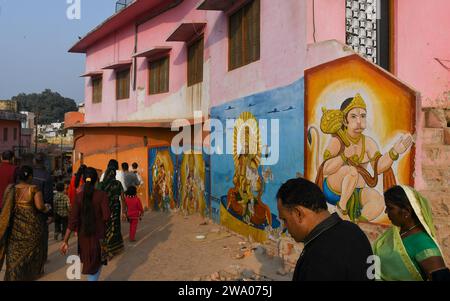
[395,0,450,108]
[306,0,345,45]
[306,0,450,108]
[82,0,307,123]
[0,120,21,153]
[208,0,307,106]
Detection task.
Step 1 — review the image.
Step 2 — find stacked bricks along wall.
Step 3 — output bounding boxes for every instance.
[358,108,450,264]
[419,108,450,263]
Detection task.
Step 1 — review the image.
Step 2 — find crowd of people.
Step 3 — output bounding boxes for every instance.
[0,152,144,281]
[0,150,449,281]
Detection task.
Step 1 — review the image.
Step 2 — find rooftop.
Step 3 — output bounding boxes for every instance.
[0,111,26,122]
[69,0,184,53]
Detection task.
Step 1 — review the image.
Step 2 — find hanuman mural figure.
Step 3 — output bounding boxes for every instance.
[308,94,414,222]
[227,112,272,227]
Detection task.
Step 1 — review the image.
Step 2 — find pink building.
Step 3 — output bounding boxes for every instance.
[67,0,449,254]
[306,0,450,107]
[0,111,24,155]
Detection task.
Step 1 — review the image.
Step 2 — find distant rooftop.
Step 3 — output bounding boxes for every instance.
[0,111,26,122]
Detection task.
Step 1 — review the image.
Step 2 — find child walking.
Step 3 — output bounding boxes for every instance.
[125,186,144,242]
[54,182,70,241]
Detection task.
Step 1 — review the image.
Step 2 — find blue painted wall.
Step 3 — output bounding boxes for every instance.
[210,77,305,228]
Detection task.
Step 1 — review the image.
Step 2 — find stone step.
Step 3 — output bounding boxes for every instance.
[418,189,450,218]
[421,167,450,188]
[421,145,450,167]
[422,128,444,145]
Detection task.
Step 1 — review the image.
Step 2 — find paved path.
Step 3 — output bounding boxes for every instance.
[1,211,291,281]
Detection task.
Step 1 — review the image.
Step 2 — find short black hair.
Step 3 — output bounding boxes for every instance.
[2,150,14,161]
[276,178,328,212]
[56,182,65,192]
[122,162,129,171]
[126,186,137,197]
[132,162,138,169]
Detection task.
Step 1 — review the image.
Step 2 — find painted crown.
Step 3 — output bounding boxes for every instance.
[342,94,367,115]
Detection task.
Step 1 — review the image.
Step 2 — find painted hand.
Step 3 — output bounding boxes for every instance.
[393,134,414,155]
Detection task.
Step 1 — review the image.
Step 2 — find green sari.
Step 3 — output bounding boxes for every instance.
[373,185,445,281]
[98,176,124,258]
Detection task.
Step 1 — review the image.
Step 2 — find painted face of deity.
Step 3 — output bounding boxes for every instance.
[344,107,367,135]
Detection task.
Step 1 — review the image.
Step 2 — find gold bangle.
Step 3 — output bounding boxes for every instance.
[389,148,399,161]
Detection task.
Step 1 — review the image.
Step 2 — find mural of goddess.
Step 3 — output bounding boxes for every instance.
[226,112,272,227]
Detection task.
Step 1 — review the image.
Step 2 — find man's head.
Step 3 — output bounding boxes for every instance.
[1,150,14,162]
[122,162,129,171]
[276,178,329,243]
[340,94,367,135]
[132,162,138,170]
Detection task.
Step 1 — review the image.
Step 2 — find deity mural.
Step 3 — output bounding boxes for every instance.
[180,151,207,217]
[305,55,417,225]
[150,149,175,212]
[226,112,272,227]
[308,94,413,222]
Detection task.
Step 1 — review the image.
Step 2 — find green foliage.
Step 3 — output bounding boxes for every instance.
[12,89,78,124]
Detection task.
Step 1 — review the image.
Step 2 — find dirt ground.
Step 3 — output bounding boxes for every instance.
[1,211,293,281]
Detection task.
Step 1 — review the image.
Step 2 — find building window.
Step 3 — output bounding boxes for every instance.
[229,0,260,71]
[3,128,8,142]
[92,76,103,104]
[149,56,169,95]
[188,37,204,86]
[116,68,130,100]
[345,0,391,71]
[13,128,17,141]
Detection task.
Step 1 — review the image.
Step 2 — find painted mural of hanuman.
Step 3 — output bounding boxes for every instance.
[308,94,414,222]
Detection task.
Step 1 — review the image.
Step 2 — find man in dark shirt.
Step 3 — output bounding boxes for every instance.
[0,150,18,210]
[276,178,374,281]
[33,152,54,266]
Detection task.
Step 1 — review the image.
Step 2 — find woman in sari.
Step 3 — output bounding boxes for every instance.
[98,165,125,258]
[373,185,449,281]
[60,167,110,281]
[0,166,50,281]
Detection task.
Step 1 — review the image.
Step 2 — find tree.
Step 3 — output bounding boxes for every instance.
[12,89,78,125]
